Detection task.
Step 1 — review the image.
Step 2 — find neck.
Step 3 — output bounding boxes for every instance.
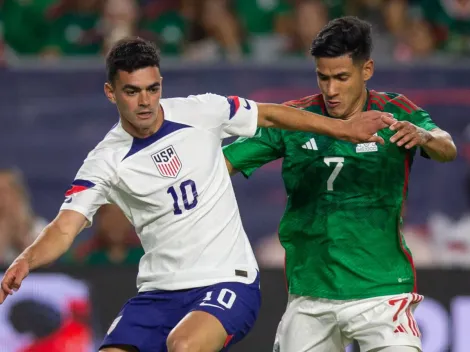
[121,104,164,138]
[343,88,368,120]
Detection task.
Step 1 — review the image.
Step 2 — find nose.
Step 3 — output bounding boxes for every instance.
[138,91,150,107]
[325,80,339,98]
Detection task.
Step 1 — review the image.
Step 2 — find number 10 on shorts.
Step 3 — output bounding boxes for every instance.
[200,289,237,310]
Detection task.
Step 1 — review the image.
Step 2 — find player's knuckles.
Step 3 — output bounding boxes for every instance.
[1,281,10,292]
[405,125,415,133]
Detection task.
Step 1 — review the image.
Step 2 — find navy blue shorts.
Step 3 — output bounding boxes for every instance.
[100,273,261,351]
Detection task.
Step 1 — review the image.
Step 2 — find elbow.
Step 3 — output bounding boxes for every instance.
[447,143,458,162]
[428,132,457,162]
[47,221,76,248]
[442,138,458,162]
[435,144,457,163]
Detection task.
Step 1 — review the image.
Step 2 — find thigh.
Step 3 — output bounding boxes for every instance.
[167,310,228,352]
[342,293,423,352]
[179,273,262,350]
[100,293,184,352]
[274,295,348,352]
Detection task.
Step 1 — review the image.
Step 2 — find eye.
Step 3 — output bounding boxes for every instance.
[318,75,329,81]
[337,75,349,82]
[148,87,160,94]
[125,90,137,96]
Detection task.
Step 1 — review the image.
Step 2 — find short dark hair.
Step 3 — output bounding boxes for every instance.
[106,37,161,83]
[310,16,372,62]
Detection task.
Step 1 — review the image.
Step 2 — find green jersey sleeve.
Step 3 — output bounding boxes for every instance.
[222,127,284,178]
[407,109,438,131]
[389,100,438,158]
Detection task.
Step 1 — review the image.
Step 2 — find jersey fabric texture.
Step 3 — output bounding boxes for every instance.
[61,93,259,292]
[223,90,438,300]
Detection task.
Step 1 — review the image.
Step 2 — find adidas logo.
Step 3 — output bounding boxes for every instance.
[302,138,318,150]
[394,324,408,334]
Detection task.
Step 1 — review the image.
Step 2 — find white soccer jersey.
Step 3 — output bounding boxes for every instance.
[61,93,259,291]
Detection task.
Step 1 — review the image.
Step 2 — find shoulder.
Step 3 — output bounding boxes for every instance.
[161,94,230,125]
[82,123,131,171]
[161,93,227,111]
[369,90,422,115]
[283,94,323,109]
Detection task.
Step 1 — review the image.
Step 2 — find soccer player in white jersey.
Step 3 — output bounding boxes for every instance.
[0,38,395,352]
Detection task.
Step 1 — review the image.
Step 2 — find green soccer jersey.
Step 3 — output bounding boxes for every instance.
[223,90,438,300]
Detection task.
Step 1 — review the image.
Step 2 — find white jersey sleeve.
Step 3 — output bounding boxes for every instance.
[163,93,258,138]
[60,149,115,224]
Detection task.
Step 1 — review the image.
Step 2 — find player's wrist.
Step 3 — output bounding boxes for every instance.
[419,128,433,146]
[330,119,348,140]
[17,250,34,270]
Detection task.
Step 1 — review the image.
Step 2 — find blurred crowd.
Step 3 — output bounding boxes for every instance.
[0,0,470,65]
[0,167,144,267]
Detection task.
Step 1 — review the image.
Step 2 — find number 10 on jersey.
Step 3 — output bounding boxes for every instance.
[167,179,199,215]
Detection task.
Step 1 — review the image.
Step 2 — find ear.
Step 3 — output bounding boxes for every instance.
[104,82,116,104]
[363,59,374,82]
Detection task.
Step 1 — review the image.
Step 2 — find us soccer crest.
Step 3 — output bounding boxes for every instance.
[151,146,182,178]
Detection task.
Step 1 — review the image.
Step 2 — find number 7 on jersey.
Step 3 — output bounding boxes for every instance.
[324,157,344,191]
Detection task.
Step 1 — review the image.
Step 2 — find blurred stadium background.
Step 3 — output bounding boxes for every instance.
[0,0,470,351]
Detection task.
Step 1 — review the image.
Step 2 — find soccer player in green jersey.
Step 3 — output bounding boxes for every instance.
[223,17,457,352]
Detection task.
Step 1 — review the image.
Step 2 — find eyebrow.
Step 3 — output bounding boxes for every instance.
[122,82,161,90]
[317,71,350,78]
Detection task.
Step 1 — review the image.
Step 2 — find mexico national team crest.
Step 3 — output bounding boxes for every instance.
[356,133,378,153]
[151,146,182,178]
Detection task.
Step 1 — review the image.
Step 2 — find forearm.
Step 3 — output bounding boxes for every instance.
[422,129,457,162]
[257,103,345,139]
[19,221,79,270]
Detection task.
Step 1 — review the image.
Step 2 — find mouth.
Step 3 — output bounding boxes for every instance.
[136,111,153,119]
[326,100,340,109]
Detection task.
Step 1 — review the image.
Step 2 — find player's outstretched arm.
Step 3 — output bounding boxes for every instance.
[256,103,395,145]
[390,123,457,162]
[0,210,87,304]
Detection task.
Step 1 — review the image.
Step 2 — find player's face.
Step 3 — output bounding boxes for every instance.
[105,66,163,137]
[315,56,373,118]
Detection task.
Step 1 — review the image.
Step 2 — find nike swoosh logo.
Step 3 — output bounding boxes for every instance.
[242,99,251,110]
[200,302,225,310]
[65,197,72,203]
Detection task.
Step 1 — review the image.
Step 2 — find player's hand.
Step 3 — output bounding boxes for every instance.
[344,110,396,145]
[0,257,30,304]
[389,121,432,149]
